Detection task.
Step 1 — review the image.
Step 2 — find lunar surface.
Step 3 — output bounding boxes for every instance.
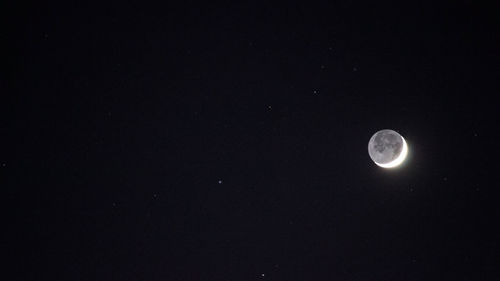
[368,129,408,168]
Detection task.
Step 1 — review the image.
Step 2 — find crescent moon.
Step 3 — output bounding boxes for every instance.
[375,137,408,168]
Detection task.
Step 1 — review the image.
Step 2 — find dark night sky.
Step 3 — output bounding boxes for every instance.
[4,1,500,280]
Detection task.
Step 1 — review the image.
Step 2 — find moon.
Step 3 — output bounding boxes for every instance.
[368,129,408,168]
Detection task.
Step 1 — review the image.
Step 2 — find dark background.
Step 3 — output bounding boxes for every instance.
[4,1,500,280]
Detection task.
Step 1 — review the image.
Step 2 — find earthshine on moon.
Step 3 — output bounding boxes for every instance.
[368,129,408,168]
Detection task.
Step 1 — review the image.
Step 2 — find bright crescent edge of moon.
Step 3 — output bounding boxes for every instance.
[375,137,408,168]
